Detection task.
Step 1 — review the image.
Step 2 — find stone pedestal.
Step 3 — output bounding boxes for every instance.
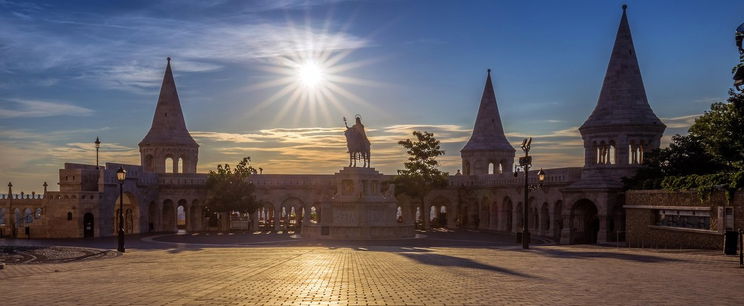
[303,167,414,240]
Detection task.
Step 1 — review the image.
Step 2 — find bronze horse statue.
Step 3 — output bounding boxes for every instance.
[344,116,371,168]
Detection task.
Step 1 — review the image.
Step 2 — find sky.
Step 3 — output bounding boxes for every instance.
[1,0,743,192]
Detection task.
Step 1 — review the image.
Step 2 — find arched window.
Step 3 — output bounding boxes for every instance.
[463,161,471,176]
[165,157,174,173]
[498,162,504,174]
[67,211,73,221]
[177,157,184,173]
[309,206,319,224]
[608,141,616,164]
[488,162,495,175]
[23,208,33,224]
[396,206,403,223]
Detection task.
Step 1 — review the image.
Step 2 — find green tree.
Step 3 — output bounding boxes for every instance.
[392,131,448,228]
[205,157,259,228]
[688,90,744,169]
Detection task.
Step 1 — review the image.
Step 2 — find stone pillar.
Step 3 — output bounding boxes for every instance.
[273,207,280,231]
[559,214,572,244]
[422,203,429,229]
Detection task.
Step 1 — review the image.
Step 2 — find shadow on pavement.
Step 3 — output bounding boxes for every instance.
[510,247,686,263]
[398,253,539,279]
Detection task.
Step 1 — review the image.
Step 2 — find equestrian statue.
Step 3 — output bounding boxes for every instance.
[343,115,371,168]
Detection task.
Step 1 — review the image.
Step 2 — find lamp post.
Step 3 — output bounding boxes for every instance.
[116,167,127,252]
[8,182,14,238]
[95,137,101,169]
[513,137,545,249]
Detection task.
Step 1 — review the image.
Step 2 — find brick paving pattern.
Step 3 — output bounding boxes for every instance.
[0,233,742,305]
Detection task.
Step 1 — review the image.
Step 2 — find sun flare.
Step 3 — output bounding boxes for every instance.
[248,21,381,126]
[297,61,326,88]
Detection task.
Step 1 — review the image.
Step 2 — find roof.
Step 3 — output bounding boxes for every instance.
[580,6,664,130]
[461,70,515,152]
[139,58,198,147]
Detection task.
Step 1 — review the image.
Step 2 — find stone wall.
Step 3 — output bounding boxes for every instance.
[625,190,744,250]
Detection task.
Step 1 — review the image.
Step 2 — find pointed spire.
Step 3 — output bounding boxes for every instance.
[139,58,198,147]
[581,5,664,130]
[461,70,514,152]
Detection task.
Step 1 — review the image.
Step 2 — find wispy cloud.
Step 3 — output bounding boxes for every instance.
[0,99,93,118]
[661,114,700,129]
[0,6,370,93]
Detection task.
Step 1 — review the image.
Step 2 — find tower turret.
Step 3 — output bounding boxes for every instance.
[578,5,665,181]
[139,58,199,173]
[460,70,515,175]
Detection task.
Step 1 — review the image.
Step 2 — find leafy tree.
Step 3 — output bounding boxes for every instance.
[688,90,744,169]
[391,131,448,228]
[205,157,259,227]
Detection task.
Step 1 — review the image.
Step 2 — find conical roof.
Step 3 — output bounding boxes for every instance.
[581,5,664,130]
[461,70,514,152]
[139,58,198,147]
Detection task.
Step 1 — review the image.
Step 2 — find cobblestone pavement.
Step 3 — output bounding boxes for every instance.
[0,232,742,305]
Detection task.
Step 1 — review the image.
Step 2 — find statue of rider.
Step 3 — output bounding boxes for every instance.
[344,115,367,141]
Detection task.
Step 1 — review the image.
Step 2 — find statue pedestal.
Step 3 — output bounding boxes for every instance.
[303,167,414,240]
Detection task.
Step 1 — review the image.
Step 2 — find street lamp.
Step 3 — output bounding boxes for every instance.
[513,138,545,249]
[116,167,126,252]
[94,137,101,169]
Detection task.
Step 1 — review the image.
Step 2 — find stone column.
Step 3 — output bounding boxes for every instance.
[422,203,429,229]
[560,214,572,244]
[273,207,280,231]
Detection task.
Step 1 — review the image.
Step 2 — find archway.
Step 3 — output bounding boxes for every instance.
[162,199,176,232]
[83,213,94,238]
[176,202,187,230]
[114,192,139,234]
[503,197,513,232]
[148,201,158,232]
[570,199,599,244]
[553,200,563,239]
[439,205,448,228]
[309,206,320,224]
[515,202,523,231]
[540,202,550,234]
[396,206,403,223]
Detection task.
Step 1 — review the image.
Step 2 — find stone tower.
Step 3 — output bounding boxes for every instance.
[139,58,199,173]
[460,70,515,175]
[578,5,665,183]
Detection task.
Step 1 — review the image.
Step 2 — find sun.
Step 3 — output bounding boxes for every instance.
[247,19,382,126]
[297,61,326,89]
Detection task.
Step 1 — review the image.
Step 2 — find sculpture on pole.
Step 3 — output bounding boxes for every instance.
[343,115,371,168]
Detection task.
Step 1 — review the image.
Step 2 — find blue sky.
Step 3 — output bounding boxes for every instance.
[1,0,743,192]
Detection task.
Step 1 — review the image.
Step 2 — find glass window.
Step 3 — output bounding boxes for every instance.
[656,209,710,230]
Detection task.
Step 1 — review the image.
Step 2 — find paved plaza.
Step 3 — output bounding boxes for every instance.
[1,231,742,305]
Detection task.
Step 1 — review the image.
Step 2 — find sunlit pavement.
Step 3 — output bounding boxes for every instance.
[1,231,742,305]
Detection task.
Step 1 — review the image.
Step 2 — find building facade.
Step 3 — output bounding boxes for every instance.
[1,7,665,244]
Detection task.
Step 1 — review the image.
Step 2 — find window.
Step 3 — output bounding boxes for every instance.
[656,209,710,230]
[67,211,73,221]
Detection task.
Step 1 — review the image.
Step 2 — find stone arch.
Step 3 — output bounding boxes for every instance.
[114,192,139,234]
[280,197,304,232]
[553,200,563,239]
[540,202,550,234]
[570,199,599,244]
[428,196,452,229]
[148,201,158,232]
[176,199,188,230]
[309,205,320,224]
[260,202,276,230]
[162,199,176,232]
[502,197,513,232]
[515,202,523,231]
